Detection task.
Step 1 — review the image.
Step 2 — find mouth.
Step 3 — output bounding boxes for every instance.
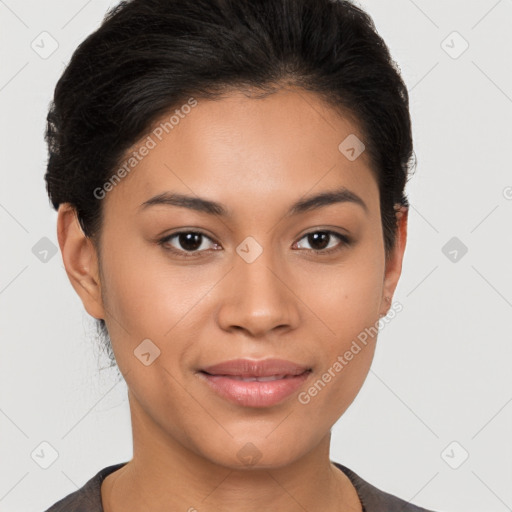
[199,357,312,378]
[196,358,313,408]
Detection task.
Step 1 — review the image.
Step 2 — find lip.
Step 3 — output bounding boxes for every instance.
[200,358,311,378]
[197,358,312,408]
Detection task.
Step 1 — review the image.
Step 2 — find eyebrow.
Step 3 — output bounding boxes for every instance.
[138,185,368,217]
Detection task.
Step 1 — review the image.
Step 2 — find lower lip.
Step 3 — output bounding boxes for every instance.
[197,371,311,408]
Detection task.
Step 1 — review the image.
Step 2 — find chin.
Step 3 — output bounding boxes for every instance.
[196,435,310,471]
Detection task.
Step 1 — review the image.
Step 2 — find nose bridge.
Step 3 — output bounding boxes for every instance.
[217,234,299,336]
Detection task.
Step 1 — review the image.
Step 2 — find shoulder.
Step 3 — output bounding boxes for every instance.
[42,462,128,512]
[333,461,440,512]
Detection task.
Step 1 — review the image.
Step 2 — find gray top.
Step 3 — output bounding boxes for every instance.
[43,461,439,512]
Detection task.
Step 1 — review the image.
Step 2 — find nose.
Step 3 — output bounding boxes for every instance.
[215,244,301,339]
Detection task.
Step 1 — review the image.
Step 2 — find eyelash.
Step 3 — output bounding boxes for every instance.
[158,229,352,259]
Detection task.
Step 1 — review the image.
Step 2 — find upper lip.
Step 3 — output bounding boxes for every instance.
[200,358,311,378]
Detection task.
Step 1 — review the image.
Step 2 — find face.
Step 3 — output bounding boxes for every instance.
[59,87,407,470]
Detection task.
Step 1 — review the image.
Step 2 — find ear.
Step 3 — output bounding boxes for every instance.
[379,205,408,317]
[57,203,105,320]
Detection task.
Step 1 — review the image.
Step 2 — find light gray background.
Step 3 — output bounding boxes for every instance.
[1,1,511,511]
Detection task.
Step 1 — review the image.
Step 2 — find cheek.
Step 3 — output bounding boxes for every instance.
[101,238,197,333]
[299,245,384,349]
[298,243,384,406]
[99,238,221,378]
[297,270,382,422]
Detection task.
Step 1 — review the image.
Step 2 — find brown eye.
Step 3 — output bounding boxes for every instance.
[159,231,219,258]
[174,232,203,251]
[158,229,351,259]
[294,230,351,255]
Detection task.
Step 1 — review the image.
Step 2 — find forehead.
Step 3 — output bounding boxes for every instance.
[102,87,379,219]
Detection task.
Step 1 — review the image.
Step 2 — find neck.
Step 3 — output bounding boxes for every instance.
[101,392,362,512]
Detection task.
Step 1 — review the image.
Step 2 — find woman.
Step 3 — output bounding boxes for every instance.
[43,0,440,510]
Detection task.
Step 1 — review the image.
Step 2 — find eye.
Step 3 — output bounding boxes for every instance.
[158,229,351,259]
[293,230,351,255]
[159,231,220,258]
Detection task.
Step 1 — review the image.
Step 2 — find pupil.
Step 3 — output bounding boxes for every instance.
[180,233,202,251]
[309,232,329,250]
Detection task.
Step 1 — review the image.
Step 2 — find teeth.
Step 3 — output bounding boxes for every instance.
[229,374,288,382]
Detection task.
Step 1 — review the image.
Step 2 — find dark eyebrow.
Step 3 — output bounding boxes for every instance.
[138,185,368,217]
[286,186,368,217]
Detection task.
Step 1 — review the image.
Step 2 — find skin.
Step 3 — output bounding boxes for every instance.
[57,86,407,512]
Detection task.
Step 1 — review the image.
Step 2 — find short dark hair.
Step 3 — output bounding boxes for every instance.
[44,0,416,367]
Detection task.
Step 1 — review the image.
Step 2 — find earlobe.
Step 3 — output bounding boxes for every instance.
[380,205,408,317]
[57,203,105,320]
